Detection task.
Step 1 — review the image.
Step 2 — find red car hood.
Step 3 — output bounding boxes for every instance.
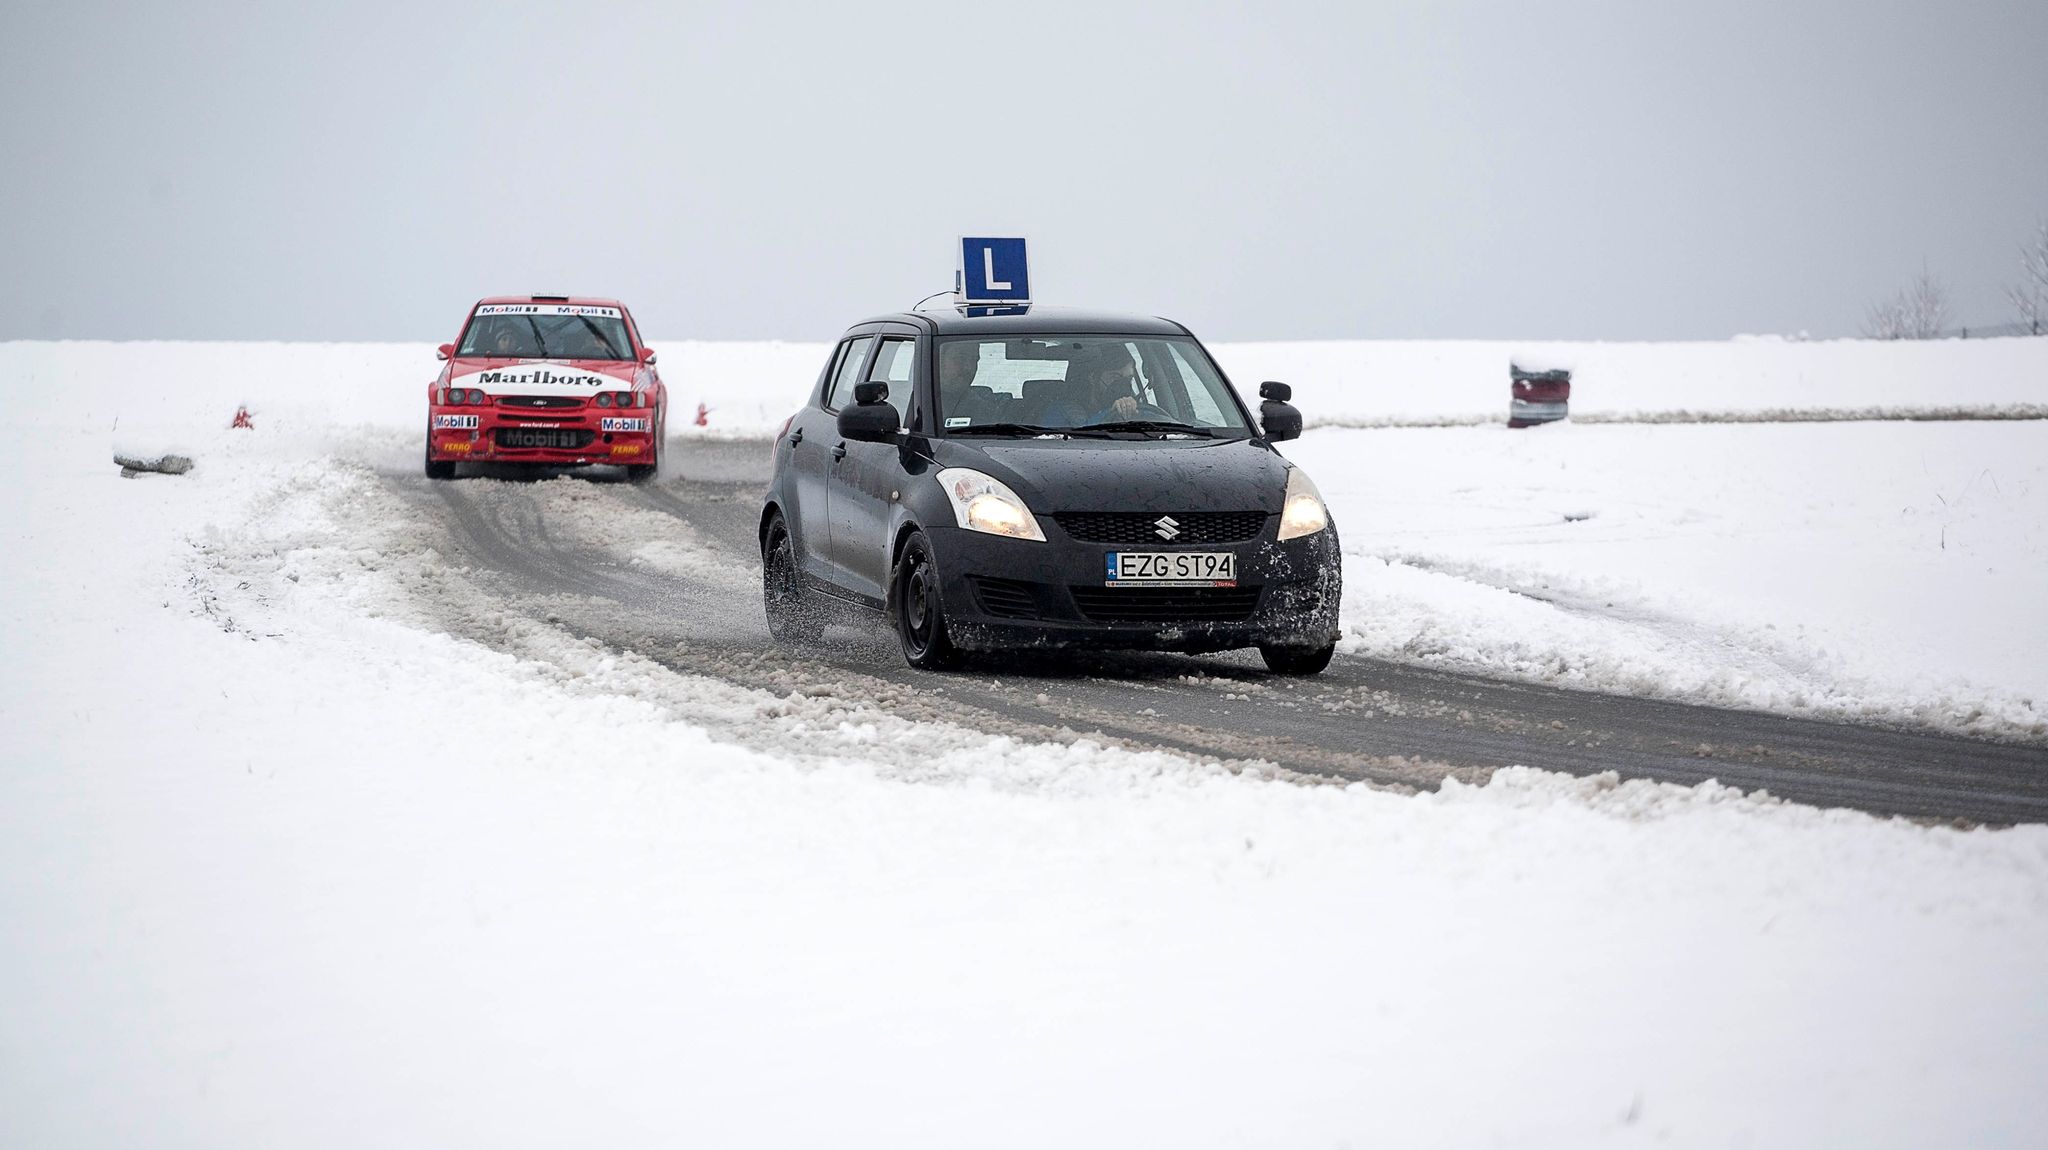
[449,357,643,396]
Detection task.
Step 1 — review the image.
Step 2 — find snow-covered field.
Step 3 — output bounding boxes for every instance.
[4,337,2047,1146]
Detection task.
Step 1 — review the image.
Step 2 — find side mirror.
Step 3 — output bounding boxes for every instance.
[1260,399,1302,442]
[838,399,900,442]
[639,347,657,364]
[436,343,454,361]
[1259,381,1292,402]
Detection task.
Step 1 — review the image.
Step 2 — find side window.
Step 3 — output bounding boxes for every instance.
[824,336,876,410]
[867,338,917,419]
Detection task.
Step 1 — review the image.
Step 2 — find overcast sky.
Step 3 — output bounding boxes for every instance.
[3,0,2044,342]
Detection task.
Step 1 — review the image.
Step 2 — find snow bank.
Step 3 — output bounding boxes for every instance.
[1288,422,2048,740]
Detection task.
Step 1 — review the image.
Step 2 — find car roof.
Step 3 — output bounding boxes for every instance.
[474,295,630,310]
[849,304,1191,338]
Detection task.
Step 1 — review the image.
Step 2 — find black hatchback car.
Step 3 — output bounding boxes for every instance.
[759,306,1342,673]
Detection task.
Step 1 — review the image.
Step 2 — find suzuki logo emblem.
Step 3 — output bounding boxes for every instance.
[1153,515,1180,540]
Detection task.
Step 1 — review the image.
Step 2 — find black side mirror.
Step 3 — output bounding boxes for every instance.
[1259,381,1292,402]
[1260,399,1302,442]
[838,383,900,442]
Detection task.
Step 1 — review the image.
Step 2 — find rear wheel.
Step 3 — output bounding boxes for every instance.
[424,440,455,480]
[891,530,959,670]
[1259,641,1335,675]
[762,513,822,645]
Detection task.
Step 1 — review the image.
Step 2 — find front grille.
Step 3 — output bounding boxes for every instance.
[971,577,1043,620]
[498,395,588,411]
[494,427,595,450]
[1070,586,1263,623]
[1056,511,1269,545]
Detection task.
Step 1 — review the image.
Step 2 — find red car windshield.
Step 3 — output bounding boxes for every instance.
[459,311,633,360]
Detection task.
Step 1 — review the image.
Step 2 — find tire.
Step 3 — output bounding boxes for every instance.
[1259,641,1335,676]
[626,463,657,484]
[424,440,455,480]
[761,513,822,645]
[890,530,960,670]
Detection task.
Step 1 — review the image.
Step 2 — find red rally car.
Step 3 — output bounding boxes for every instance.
[425,295,667,481]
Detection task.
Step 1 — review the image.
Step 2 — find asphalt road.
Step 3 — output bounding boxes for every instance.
[392,440,2048,826]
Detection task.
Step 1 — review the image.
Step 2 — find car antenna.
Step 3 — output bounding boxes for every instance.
[910,271,963,311]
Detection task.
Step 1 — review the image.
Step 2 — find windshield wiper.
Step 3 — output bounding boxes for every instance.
[576,316,621,358]
[1081,420,1221,438]
[526,317,548,358]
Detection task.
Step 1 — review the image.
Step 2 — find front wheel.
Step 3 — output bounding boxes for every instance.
[626,463,657,484]
[424,440,455,480]
[891,530,960,670]
[1259,641,1335,675]
[762,513,823,646]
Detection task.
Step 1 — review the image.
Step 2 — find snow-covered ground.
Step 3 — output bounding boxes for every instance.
[4,337,2047,1146]
[1289,420,2048,740]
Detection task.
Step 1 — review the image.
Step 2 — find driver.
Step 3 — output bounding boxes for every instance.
[1081,348,1142,423]
[489,324,525,357]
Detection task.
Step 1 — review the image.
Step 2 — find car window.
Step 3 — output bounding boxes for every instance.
[459,311,634,360]
[866,338,917,419]
[824,336,876,410]
[932,335,1250,434]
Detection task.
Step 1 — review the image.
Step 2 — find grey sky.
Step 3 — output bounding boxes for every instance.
[4,0,2044,342]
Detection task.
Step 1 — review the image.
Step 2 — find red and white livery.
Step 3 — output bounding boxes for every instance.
[425,295,668,481]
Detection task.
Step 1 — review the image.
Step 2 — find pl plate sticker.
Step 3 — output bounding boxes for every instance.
[433,414,480,429]
[601,417,648,432]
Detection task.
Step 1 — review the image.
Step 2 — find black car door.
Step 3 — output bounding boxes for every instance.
[791,333,876,591]
[828,329,921,604]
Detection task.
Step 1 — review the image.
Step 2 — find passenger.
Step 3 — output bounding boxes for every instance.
[939,341,980,394]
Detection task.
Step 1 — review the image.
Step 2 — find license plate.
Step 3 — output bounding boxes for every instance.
[495,428,589,449]
[1106,551,1236,586]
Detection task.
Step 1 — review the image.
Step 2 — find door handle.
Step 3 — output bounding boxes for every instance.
[789,427,803,446]
[831,443,848,462]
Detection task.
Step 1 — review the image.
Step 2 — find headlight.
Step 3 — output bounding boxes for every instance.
[1277,467,1330,540]
[936,467,1045,542]
[596,392,613,408]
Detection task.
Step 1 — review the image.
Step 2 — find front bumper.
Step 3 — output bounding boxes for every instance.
[929,520,1342,654]
[427,405,656,466]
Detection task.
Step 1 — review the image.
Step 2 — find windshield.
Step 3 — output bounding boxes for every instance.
[934,335,1251,436]
[458,306,634,360]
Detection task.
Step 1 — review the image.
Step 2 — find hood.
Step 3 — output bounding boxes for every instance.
[933,436,1290,514]
[450,358,641,397]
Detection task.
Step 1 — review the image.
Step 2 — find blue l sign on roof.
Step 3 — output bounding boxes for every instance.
[960,237,1030,304]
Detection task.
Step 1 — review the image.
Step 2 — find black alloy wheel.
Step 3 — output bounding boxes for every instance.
[762,513,821,645]
[891,530,960,670]
[1259,641,1336,675]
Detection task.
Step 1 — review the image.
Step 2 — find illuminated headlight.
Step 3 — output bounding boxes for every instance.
[936,467,1045,542]
[1277,467,1330,540]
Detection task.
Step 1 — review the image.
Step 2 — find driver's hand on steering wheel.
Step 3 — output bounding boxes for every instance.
[1109,394,1139,420]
